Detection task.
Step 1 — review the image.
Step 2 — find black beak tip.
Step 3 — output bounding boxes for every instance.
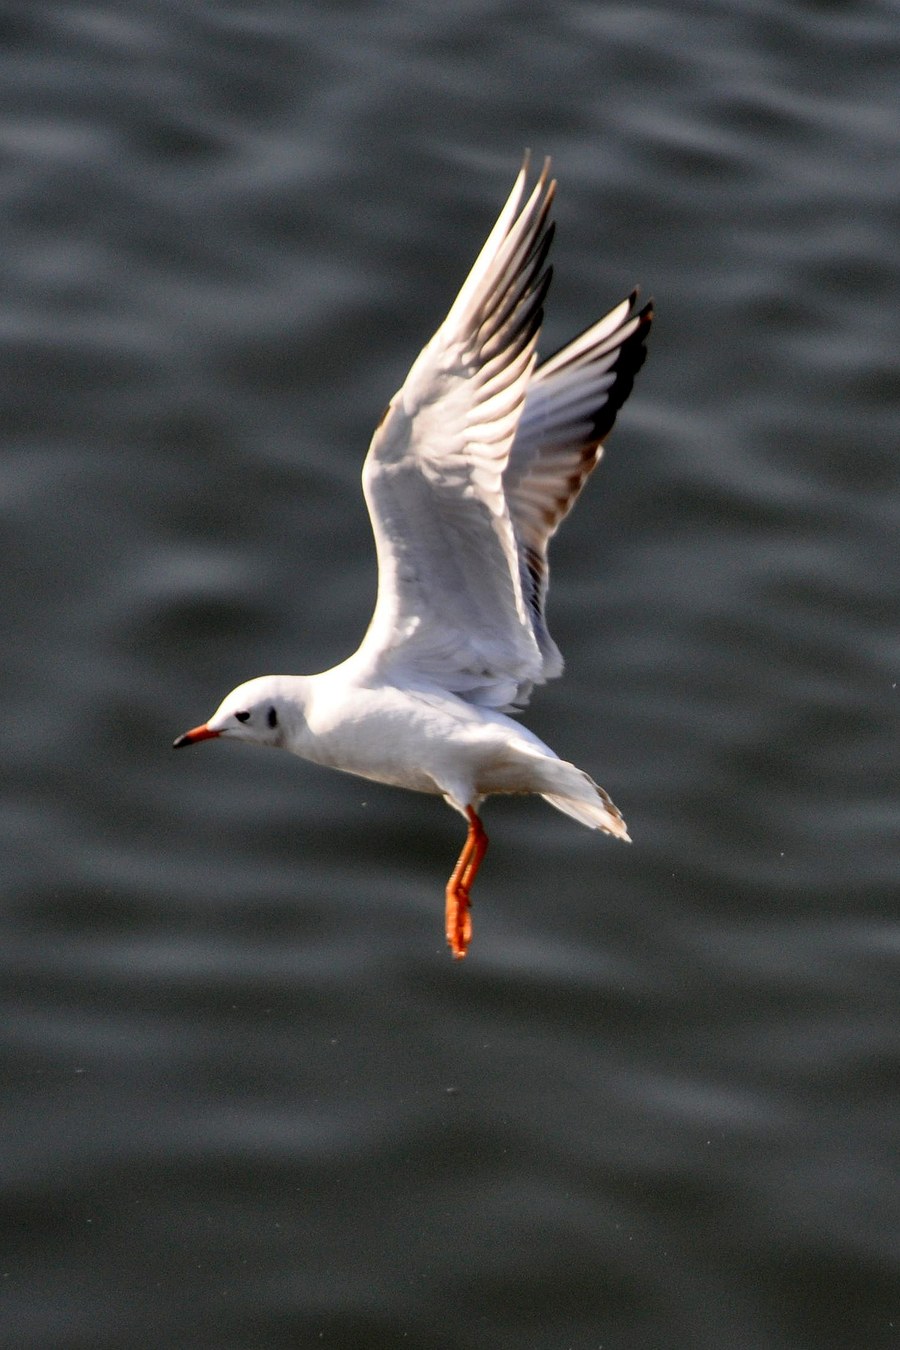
[172,733,189,749]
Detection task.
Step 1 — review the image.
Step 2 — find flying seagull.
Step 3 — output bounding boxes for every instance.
[174,155,652,958]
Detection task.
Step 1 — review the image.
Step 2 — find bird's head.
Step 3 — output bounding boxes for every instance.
[173,676,294,751]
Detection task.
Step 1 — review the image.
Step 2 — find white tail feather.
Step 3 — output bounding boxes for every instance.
[541,775,630,840]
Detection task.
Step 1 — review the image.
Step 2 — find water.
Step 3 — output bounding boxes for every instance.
[2,1,897,1346]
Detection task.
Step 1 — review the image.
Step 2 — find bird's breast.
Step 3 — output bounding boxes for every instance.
[291,684,458,795]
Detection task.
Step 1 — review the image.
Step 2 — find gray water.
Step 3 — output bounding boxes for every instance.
[2,2,898,1347]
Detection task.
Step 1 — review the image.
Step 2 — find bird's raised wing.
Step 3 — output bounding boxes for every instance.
[355,156,556,711]
[504,290,653,679]
[354,158,652,713]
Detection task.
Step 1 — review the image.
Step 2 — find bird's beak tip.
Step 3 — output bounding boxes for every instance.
[172,724,219,749]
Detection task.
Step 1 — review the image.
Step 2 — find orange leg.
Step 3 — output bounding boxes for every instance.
[445,807,488,960]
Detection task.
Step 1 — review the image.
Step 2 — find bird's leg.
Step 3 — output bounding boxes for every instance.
[445,807,488,960]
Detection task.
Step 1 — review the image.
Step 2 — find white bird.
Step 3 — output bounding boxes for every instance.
[174,155,652,958]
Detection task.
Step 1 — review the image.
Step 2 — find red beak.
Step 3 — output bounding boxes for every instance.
[172,723,220,749]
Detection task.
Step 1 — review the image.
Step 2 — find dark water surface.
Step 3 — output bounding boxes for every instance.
[2,2,898,1347]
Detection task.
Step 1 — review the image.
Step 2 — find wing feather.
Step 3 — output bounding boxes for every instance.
[351,158,652,712]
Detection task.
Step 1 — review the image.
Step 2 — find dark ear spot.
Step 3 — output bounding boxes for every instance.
[267,706,278,729]
[235,710,250,723]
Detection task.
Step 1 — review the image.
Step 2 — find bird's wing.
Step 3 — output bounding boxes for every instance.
[355,156,556,711]
[503,291,653,677]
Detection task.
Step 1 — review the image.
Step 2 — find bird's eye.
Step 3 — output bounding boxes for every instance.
[235,710,250,723]
[267,706,278,728]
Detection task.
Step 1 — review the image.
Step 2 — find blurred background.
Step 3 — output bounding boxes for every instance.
[1,1,897,1346]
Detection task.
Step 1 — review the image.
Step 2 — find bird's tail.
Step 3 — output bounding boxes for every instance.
[541,766,630,841]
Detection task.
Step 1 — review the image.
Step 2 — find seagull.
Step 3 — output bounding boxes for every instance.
[174,155,652,958]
